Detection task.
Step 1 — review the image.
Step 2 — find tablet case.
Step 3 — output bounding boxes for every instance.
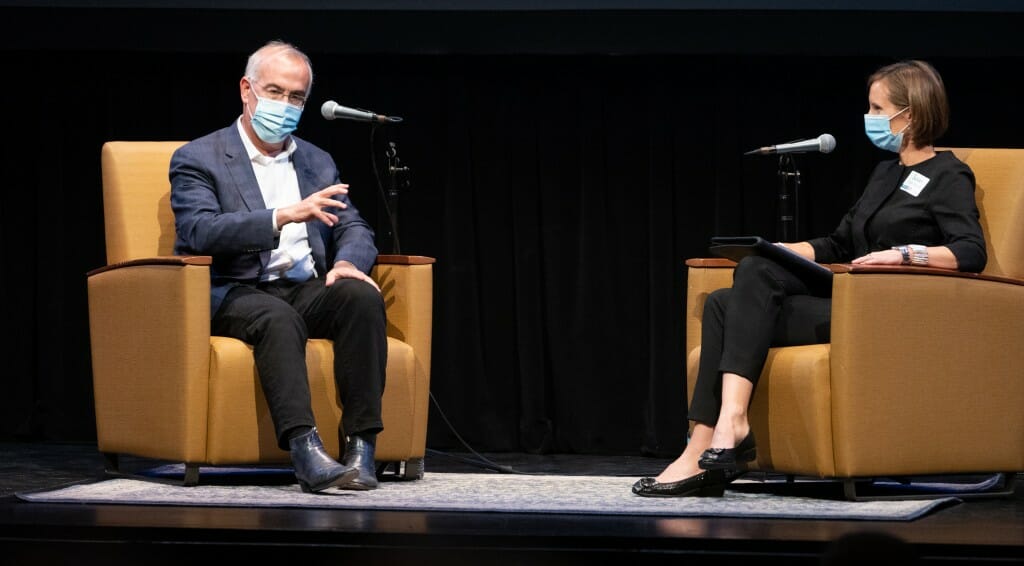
[708,235,833,288]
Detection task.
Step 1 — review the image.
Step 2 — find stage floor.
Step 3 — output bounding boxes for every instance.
[1,441,1021,565]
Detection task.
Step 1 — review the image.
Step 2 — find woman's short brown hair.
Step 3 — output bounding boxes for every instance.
[868,60,949,147]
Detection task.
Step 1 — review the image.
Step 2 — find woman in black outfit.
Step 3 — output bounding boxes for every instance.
[633,60,987,497]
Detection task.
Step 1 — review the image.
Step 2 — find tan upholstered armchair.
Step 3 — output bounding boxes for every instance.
[88,141,435,486]
[685,147,1024,499]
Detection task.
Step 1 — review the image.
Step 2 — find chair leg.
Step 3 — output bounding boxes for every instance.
[183,463,201,487]
[398,457,425,480]
[103,453,203,487]
[102,452,120,475]
[379,458,425,481]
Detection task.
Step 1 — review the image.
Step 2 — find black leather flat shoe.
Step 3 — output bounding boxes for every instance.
[631,469,727,498]
[698,431,756,471]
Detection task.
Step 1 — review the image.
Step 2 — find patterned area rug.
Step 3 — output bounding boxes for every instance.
[17,471,959,521]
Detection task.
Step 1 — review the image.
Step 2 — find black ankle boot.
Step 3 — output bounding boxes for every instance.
[288,427,358,493]
[340,434,378,490]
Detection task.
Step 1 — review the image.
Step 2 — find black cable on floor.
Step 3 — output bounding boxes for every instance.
[426,391,540,475]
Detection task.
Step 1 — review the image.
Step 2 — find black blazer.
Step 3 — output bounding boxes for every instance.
[808,150,987,272]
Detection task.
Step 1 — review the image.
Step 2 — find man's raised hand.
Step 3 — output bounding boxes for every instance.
[277,184,349,228]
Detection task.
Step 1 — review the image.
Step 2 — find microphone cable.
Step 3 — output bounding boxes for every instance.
[331,110,523,475]
[425,390,539,475]
[365,122,528,474]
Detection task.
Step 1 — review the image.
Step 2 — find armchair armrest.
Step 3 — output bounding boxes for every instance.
[371,253,435,380]
[371,255,435,460]
[87,255,211,277]
[684,258,737,353]
[87,257,213,462]
[684,258,738,404]
[828,268,1024,475]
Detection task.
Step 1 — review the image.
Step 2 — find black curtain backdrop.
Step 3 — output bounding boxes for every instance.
[4,6,1024,458]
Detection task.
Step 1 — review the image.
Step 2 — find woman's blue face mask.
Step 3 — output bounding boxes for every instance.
[864,106,909,153]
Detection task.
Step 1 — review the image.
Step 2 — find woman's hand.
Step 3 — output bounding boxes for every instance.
[851,249,903,265]
[776,241,816,261]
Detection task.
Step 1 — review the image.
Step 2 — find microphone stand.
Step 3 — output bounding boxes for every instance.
[365,116,409,255]
[776,154,801,242]
[383,141,410,254]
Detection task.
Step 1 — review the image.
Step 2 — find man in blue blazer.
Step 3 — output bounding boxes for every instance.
[170,40,385,492]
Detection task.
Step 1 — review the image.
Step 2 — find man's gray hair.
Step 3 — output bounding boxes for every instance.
[244,40,314,94]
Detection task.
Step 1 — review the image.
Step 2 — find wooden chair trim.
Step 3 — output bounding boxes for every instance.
[686,257,1024,287]
[685,258,736,268]
[376,254,437,265]
[831,263,1024,286]
[87,255,213,277]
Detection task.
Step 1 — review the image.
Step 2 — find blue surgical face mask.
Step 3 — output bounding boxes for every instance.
[864,106,909,153]
[250,94,303,144]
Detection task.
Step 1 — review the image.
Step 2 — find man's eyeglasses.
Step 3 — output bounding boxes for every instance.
[248,78,307,108]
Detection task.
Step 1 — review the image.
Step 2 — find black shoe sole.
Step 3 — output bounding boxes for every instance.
[634,483,726,498]
[336,477,379,491]
[299,467,360,493]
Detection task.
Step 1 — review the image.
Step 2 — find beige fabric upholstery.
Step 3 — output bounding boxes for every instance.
[89,141,435,480]
[685,148,1024,480]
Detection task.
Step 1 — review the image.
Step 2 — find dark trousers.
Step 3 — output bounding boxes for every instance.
[688,256,832,426]
[212,276,387,450]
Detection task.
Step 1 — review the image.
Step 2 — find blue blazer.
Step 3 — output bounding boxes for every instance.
[170,123,378,317]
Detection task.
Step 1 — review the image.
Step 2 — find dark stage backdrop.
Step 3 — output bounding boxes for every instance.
[3,4,1023,458]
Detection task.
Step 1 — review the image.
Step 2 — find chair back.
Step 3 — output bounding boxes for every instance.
[100,141,187,264]
[948,147,1024,280]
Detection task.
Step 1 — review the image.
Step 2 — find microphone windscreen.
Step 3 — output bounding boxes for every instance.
[819,134,836,153]
[321,100,338,120]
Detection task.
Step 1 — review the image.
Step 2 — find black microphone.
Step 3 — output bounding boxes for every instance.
[321,100,403,123]
[745,133,836,156]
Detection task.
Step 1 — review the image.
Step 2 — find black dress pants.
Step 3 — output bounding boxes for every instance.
[212,276,388,450]
[687,255,832,426]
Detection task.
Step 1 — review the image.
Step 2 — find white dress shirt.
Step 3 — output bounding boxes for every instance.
[237,119,317,282]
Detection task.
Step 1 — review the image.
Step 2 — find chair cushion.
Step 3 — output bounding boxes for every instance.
[205,336,417,464]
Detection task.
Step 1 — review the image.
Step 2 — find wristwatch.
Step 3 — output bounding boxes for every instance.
[892,245,911,264]
[908,244,929,266]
